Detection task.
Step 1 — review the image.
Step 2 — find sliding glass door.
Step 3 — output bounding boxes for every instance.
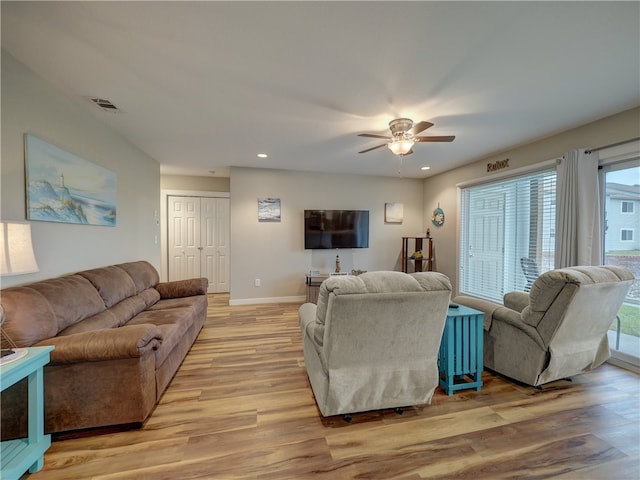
[601,161,640,366]
[459,169,556,302]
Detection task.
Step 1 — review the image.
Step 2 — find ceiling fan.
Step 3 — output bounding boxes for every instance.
[358,118,455,156]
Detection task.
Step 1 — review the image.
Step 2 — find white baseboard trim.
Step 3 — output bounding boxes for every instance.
[229,295,306,306]
[606,356,640,374]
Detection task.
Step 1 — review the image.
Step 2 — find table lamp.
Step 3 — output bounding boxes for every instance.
[0,307,17,357]
[0,221,39,357]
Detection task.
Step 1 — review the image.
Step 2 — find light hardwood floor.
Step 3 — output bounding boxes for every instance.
[25,294,640,479]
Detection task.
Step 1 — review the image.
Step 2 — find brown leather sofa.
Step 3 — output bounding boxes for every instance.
[1,261,207,438]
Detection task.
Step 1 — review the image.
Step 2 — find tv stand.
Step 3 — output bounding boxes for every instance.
[305,274,329,303]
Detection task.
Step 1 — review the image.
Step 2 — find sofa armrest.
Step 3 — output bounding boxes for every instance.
[503,291,530,313]
[492,306,546,350]
[33,324,163,364]
[453,295,502,331]
[298,303,316,329]
[155,278,208,298]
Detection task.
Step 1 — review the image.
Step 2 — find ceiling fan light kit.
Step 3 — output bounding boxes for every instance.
[358,117,455,157]
[388,138,415,156]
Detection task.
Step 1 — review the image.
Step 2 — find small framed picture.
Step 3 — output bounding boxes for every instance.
[258,198,281,222]
[385,202,403,224]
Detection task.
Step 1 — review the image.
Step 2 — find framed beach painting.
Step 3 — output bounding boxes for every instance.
[258,198,281,222]
[25,134,117,226]
[385,202,403,224]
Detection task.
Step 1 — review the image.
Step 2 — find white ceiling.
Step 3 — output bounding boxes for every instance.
[2,1,639,179]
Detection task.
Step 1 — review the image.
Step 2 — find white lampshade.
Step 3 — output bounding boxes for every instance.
[387,138,415,156]
[0,221,39,276]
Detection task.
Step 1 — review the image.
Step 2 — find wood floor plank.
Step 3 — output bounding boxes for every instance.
[23,294,640,480]
[418,434,627,479]
[326,406,508,460]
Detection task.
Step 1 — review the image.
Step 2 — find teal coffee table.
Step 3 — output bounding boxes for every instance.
[0,346,54,479]
[438,305,484,395]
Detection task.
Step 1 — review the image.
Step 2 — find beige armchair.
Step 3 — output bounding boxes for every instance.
[455,265,634,387]
[299,271,452,418]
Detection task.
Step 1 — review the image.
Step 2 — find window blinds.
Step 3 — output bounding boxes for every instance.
[459,169,556,302]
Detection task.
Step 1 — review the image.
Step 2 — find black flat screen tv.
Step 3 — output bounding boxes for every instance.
[304,210,369,249]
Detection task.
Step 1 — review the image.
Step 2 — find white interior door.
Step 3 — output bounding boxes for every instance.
[168,196,201,281]
[201,197,230,293]
[168,195,230,293]
[466,191,505,300]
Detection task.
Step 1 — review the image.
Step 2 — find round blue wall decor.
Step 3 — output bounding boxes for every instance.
[431,206,445,227]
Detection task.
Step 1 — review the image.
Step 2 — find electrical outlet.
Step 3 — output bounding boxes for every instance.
[255,279,261,287]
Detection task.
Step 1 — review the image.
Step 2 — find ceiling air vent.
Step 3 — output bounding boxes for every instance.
[86,97,121,113]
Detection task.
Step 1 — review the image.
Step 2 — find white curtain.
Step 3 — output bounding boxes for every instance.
[555,149,602,267]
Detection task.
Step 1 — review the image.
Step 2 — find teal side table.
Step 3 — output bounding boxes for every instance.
[438,306,483,395]
[0,346,54,480]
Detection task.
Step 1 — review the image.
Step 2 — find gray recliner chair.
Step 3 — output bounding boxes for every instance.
[299,271,452,417]
[455,265,634,387]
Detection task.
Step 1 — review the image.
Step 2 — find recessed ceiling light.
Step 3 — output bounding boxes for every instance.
[257,153,268,158]
[421,166,431,171]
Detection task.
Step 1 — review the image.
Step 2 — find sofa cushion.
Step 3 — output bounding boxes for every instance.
[79,265,137,308]
[1,287,57,346]
[117,261,160,293]
[57,290,160,336]
[410,272,453,292]
[315,282,331,327]
[359,271,425,293]
[155,278,208,298]
[58,310,119,336]
[28,275,107,333]
[313,276,368,344]
[527,269,583,313]
[324,275,369,295]
[503,291,530,313]
[311,271,451,347]
[140,288,161,308]
[147,296,206,311]
[128,303,199,368]
[110,295,148,325]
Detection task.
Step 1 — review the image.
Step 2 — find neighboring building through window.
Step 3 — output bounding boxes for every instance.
[605,183,640,251]
[621,229,634,242]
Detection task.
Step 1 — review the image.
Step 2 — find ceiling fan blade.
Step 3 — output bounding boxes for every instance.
[415,135,456,143]
[358,133,391,139]
[358,143,387,154]
[409,121,434,136]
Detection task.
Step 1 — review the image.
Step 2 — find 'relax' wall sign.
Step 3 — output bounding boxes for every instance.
[487,158,510,173]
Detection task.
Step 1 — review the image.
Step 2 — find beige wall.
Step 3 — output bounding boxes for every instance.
[423,107,640,293]
[9,42,632,299]
[229,167,425,303]
[161,174,230,192]
[1,51,161,288]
